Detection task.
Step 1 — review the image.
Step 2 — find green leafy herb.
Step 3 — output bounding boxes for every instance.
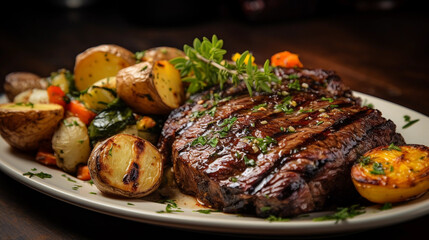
[252,103,268,112]
[13,102,34,108]
[191,136,208,146]
[170,35,280,96]
[127,203,135,206]
[217,116,237,138]
[320,97,334,103]
[23,171,52,179]
[402,115,420,129]
[383,143,402,152]
[88,98,136,146]
[157,199,183,213]
[359,156,372,166]
[288,79,301,91]
[244,135,277,154]
[313,204,365,223]
[274,96,294,114]
[243,155,256,167]
[134,51,146,63]
[380,203,392,210]
[193,209,221,214]
[266,215,290,222]
[370,162,385,175]
[61,174,77,183]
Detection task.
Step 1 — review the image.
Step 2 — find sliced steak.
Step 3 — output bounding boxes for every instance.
[159,67,405,217]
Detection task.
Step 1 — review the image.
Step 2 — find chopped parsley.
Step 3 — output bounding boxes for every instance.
[312,204,365,223]
[380,203,392,210]
[370,162,385,175]
[193,209,221,214]
[266,215,290,222]
[402,115,420,129]
[244,135,277,154]
[157,199,183,213]
[23,171,52,179]
[320,97,334,103]
[383,143,402,152]
[252,103,268,112]
[288,79,301,91]
[358,156,371,166]
[243,155,256,167]
[274,96,294,114]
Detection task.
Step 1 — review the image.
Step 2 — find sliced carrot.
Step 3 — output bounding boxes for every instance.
[35,149,57,166]
[66,100,96,125]
[77,165,91,181]
[271,51,303,68]
[47,85,67,108]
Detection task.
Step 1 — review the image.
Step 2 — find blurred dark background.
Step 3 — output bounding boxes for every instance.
[0,0,428,116]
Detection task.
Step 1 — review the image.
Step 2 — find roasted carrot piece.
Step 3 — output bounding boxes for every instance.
[77,165,91,181]
[47,85,67,108]
[271,51,303,68]
[67,100,96,125]
[35,149,57,166]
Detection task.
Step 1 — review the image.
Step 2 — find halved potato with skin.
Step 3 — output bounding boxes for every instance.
[74,44,136,91]
[116,60,185,115]
[351,144,429,203]
[139,46,185,63]
[88,134,163,198]
[4,72,48,101]
[0,103,64,151]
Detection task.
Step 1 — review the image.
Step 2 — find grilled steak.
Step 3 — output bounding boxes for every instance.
[158,67,405,217]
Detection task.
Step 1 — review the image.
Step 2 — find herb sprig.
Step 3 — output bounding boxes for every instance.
[170,35,280,96]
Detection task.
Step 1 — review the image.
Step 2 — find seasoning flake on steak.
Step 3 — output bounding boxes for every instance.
[158,67,405,218]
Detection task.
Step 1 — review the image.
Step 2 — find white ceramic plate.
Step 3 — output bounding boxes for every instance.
[0,92,428,236]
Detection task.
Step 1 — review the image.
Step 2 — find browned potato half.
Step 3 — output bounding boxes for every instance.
[4,72,48,101]
[88,134,163,198]
[351,144,429,203]
[116,60,185,115]
[74,44,136,91]
[0,103,64,151]
[139,46,185,63]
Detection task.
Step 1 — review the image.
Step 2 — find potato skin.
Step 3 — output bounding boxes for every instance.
[116,62,171,114]
[4,72,48,101]
[74,44,136,91]
[351,144,429,203]
[140,47,185,63]
[0,103,64,151]
[88,134,163,198]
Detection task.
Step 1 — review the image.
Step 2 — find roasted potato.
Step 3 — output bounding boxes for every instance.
[13,89,49,104]
[80,77,117,111]
[139,46,185,63]
[74,44,136,91]
[48,69,75,94]
[0,103,64,151]
[52,117,91,174]
[116,61,185,115]
[351,144,429,203]
[4,72,48,101]
[88,134,163,198]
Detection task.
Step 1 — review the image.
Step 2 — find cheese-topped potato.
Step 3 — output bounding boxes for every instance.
[351,144,429,203]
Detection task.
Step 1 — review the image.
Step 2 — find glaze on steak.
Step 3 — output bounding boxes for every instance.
[158,67,405,217]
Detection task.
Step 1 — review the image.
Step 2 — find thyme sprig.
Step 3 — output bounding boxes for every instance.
[170,35,280,96]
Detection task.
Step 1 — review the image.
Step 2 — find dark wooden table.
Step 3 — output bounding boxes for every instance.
[1,1,428,239]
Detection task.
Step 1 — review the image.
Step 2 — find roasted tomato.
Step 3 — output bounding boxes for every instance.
[351,144,429,203]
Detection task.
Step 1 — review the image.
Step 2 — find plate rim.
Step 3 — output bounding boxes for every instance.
[1,92,429,236]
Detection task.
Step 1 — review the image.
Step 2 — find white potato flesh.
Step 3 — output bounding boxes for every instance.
[88,134,163,198]
[14,89,49,104]
[52,117,91,173]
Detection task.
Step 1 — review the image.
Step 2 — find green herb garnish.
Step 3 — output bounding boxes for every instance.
[193,209,221,214]
[402,115,420,129]
[313,204,365,223]
[383,143,402,152]
[370,162,385,175]
[266,215,290,222]
[244,135,277,154]
[23,171,52,179]
[157,199,183,213]
[170,35,280,96]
